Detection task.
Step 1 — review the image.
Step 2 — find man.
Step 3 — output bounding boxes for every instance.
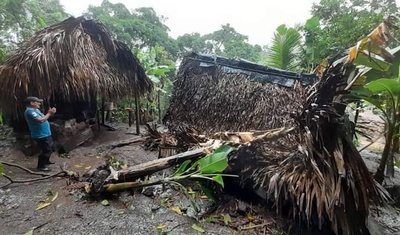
[24,96,57,171]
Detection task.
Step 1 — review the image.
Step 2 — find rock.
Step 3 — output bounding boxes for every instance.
[141,186,155,197]
[237,200,248,215]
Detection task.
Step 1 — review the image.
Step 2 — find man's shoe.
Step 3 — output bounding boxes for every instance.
[36,167,51,172]
[46,161,55,165]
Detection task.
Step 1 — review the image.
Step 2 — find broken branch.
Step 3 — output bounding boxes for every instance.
[1,161,52,176]
[1,171,66,188]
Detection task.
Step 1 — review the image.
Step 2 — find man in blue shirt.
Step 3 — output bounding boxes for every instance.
[24,96,57,171]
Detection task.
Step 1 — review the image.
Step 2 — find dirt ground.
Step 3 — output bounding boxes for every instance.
[0,124,282,235]
[1,110,400,235]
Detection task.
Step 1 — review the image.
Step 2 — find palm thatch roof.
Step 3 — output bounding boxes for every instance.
[164,52,317,144]
[226,61,389,234]
[0,16,153,119]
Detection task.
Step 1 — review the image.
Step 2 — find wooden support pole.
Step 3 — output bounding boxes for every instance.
[135,93,140,135]
[101,98,105,126]
[158,90,161,124]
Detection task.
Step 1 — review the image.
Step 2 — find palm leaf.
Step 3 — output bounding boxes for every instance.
[267,25,301,70]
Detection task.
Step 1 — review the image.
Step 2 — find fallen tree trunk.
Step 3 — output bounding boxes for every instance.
[110,147,212,182]
[83,145,218,195]
[82,128,295,195]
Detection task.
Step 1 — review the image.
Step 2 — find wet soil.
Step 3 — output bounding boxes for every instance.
[0,124,281,235]
[1,111,400,235]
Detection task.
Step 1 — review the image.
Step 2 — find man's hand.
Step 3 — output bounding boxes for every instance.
[48,107,57,115]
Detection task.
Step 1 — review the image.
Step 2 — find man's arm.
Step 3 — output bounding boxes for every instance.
[35,113,53,123]
[32,108,57,123]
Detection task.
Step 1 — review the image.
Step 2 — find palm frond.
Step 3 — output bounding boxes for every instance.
[227,62,389,234]
[267,25,301,70]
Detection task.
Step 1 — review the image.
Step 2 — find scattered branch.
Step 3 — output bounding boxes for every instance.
[1,171,66,188]
[0,162,72,188]
[1,161,51,176]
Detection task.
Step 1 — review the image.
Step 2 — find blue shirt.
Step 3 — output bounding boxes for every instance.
[24,107,51,139]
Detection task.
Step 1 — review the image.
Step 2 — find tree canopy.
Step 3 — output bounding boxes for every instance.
[84,0,178,58]
[309,0,399,61]
[177,24,263,62]
[0,0,68,46]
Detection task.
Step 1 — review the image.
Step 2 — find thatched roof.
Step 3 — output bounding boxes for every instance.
[164,52,317,137]
[0,16,153,118]
[226,61,389,234]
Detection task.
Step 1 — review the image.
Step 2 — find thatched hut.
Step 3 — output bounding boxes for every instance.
[0,16,152,125]
[164,53,389,234]
[164,52,317,136]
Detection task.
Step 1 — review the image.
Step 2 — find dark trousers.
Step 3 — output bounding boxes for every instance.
[34,136,54,168]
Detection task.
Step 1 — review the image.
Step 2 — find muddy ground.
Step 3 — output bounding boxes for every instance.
[1,110,400,235]
[0,124,283,235]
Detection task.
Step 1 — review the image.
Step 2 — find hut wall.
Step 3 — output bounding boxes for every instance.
[164,56,309,135]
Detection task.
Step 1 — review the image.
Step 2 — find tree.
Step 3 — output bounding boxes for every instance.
[176,24,263,62]
[309,0,399,61]
[84,0,178,58]
[135,46,175,122]
[176,33,212,57]
[266,24,301,70]
[0,0,68,46]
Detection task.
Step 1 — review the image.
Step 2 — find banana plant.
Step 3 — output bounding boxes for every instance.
[135,46,175,123]
[102,145,237,216]
[352,66,400,182]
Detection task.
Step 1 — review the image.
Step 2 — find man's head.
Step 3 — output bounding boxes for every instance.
[25,96,43,108]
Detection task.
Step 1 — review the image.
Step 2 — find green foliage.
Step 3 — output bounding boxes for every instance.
[0,47,6,62]
[194,145,231,174]
[176,24,263,62]
[135,46,175,122]
[352,66,400,181]
[0,0,68,45]
[266,24,301,70]
[170,145,235,188]
[0,162,3,175]
[85,1,178,58]
[301,16,321,72]
[308,0,398,62]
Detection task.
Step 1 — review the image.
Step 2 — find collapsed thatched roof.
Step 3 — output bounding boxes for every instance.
[164,52,317,137]
[0,16,153,118]
[227,61,389,234]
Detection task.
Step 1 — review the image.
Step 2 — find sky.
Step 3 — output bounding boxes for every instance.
[59,0,399,46]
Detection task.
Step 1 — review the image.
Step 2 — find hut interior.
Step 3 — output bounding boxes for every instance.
[0,16,152,153]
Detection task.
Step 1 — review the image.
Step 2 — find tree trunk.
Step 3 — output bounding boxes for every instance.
[115,147,209,182]
[387,147,395,178]
[374,125,394,184]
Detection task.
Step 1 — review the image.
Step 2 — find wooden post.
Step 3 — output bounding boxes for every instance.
[97,108,100,131]
[128,110,132,127]
[135,93,140,135]
[101,98,105,126]
[157,90,161,124]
